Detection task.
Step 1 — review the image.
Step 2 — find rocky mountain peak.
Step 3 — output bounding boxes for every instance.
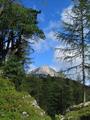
[31,65,58,77]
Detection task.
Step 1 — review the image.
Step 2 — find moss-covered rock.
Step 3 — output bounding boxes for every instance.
[64,103,90,120]
[0,77,51,120]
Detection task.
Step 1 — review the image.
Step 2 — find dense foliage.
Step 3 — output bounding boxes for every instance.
[0,0,44,66]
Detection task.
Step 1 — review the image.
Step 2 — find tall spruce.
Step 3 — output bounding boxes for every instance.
[56,0,90,103]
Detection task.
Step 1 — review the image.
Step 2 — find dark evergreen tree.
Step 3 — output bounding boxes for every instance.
[3,55,25,90]
[0,0,45,66]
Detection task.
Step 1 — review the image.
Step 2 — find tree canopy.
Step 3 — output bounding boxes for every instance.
[0,0,45,65]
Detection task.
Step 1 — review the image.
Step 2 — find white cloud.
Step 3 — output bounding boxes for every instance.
[61,5,89,35]
[33,39,49,53]
[45,20,60,32]
[54,44,82,67]
[30,25,59,54]
[46,31,57,41]
[61,5,74,24]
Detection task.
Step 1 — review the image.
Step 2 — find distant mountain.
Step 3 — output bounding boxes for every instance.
[31,65,59,77]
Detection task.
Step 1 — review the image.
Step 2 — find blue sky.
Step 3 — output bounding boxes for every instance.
[22,0,71,71]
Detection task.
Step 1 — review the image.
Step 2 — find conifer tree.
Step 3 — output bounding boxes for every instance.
[0,0,45,89]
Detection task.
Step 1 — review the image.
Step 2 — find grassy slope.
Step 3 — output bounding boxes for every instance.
[0,77,51,120]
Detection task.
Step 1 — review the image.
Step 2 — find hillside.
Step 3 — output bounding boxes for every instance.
[1,76,90,120]
[0,77,51,120]
[21,75,90,118]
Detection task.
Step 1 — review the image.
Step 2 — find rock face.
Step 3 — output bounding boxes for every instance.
[68,101,90,111]
[31,65,58,77]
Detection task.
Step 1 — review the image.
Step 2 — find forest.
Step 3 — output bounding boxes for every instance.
[0,0,90,120]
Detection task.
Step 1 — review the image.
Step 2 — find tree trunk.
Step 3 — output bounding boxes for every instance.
[81,8,86,104]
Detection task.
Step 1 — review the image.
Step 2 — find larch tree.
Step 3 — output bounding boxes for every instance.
[56,0,90,103]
